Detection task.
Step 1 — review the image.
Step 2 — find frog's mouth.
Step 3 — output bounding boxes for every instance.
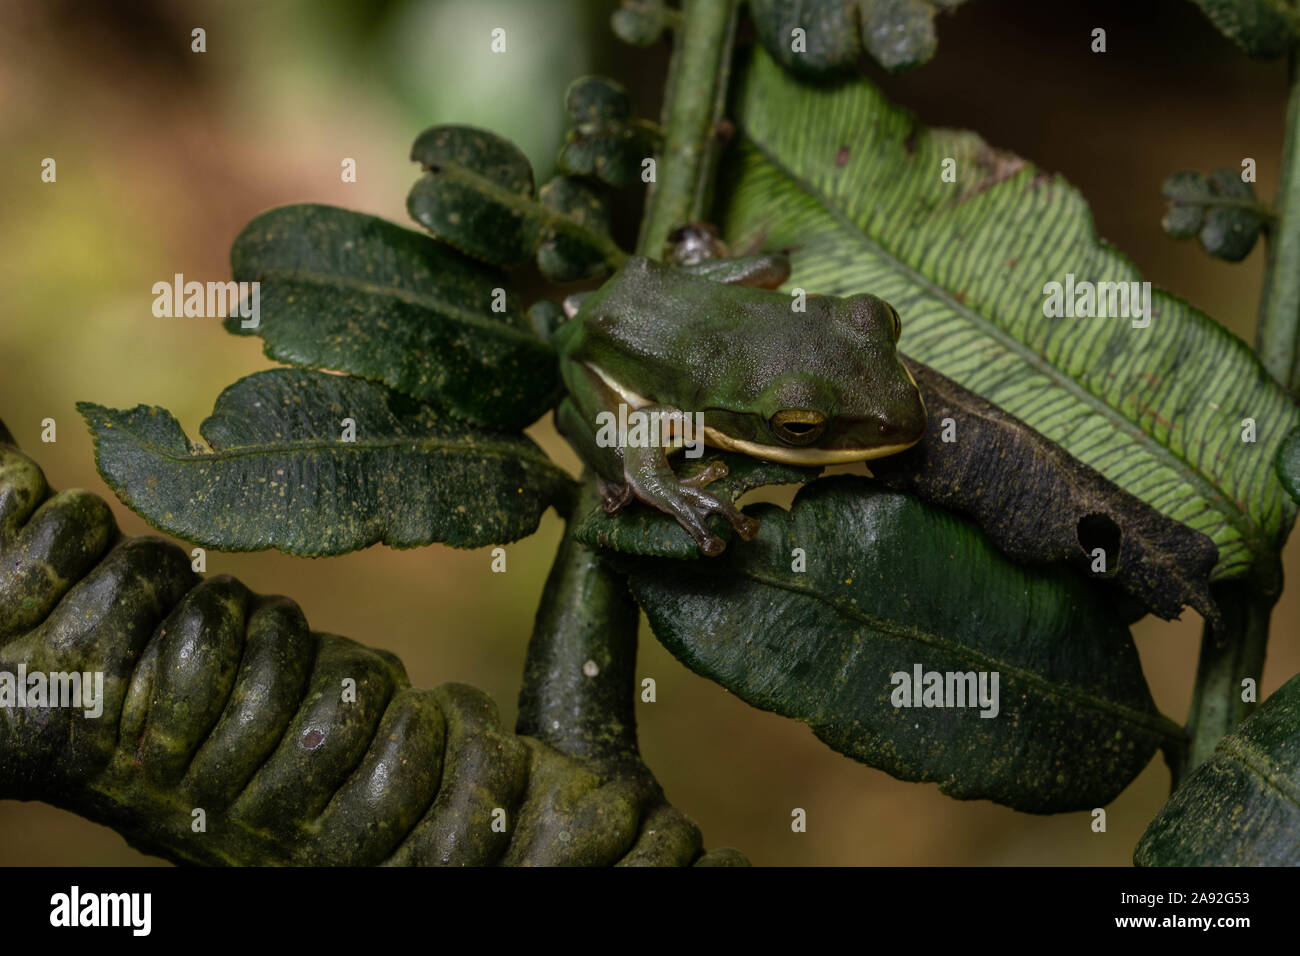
[588,362,924,466]
[700,429,921,465]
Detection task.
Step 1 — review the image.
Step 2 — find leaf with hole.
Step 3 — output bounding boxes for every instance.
[870,359,1220,624]
[718,48,1299,584]
[78,369,573,556]
[624,477,1177,812]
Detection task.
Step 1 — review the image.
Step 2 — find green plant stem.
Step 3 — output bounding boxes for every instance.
[1178,52,1300,787]
[636,0,739,258]
[517,0,741,771]
[1257,48,1300,394]
[516,478,648,782]
[1183,581,1273,780]
[518,0,741,787]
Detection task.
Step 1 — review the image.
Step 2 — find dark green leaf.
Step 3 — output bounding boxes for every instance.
[573,452,817,558]
[557,130,646,192]
[749,0,963,75]
[78,369,573,556]
[411,122,536,196]
[1135,671,1300,866]
[1203,169,1264,261]
[565,75,632,125]
[718,49,1299,582]
[1160,171,1211,238]
[871,360,1220,624]
[0,436,738,866]
[409,125,626,274]
[224,203,560,430]
[626,477,1176,812]
[536,177,615,282]
[558,76,649,189]
[750,0,859,76]
[408,125,541,265]
[860,0,943,70]
[1163,170,1268,261]
[1185,0,1298,58]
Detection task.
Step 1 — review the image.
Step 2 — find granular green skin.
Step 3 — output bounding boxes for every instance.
[0,434,742,866]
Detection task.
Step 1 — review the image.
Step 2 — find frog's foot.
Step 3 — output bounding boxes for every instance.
[624,468,758,557]
[598,476,634,514]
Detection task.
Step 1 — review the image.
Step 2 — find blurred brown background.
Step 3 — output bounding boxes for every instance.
[1,0,1298,866]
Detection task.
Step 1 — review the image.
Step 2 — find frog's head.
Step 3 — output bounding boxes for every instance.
[702,292,927,466]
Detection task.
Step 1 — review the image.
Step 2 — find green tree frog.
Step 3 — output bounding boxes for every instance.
[554,254,926,555]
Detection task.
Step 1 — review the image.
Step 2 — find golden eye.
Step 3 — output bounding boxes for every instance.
[770,409,827,446]
[888,304,901,341]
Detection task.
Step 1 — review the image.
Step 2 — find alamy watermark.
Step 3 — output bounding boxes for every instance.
[1042,273,1151,329]
[50,886,151,936]
[594,403,705,458]
[0,664,104,718]
[152,273,260,328]
[890,664,1000,718]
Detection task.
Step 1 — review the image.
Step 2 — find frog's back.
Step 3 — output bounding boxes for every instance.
[565,257,839,406]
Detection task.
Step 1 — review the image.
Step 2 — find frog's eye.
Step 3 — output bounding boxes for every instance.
[770,409,827,446]
[887,304,902,342]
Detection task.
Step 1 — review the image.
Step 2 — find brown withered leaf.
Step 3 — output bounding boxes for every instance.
[870,360,1221,627]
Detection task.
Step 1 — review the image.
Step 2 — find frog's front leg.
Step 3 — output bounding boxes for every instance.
[557,363,758,555]
[599,458,728,513]
[610,405,759,556]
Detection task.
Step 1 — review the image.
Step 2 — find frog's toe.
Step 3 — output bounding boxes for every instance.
[667,496,727,555]
[625,472,726,552]
[598,477,634,513]
[694,528,727,557]
[714,504,759,542]
[680,461,728,488]
[681,486,759,544]
[732,512,760,541]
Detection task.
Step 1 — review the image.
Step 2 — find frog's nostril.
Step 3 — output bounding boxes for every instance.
[770,409,827,446]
